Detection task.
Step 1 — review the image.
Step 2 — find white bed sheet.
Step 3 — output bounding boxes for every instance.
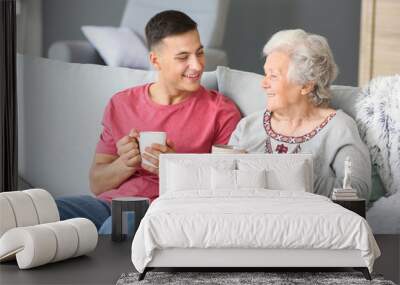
[131,190,380,273]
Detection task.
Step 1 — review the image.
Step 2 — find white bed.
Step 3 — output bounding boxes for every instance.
[131,154,380,280]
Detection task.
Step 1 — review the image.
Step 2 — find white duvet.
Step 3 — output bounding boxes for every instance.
[131,190,380,273]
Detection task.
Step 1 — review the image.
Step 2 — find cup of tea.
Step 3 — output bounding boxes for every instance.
[139,131,167,167]
[211,144,247,154]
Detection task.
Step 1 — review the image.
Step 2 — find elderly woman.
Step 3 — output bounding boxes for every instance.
[229,29,371,199]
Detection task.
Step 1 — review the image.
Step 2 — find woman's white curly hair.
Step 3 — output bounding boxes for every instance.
[263,29,339,106]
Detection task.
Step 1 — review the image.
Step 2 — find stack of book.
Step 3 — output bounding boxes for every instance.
[332,188,358,200]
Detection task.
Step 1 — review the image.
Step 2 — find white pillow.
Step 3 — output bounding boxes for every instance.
[236,169,267,188]
[81,26,150,69]
[168,163,210,191]
[266,162,308,191]
[211,168,236,190]
[167,160,235,192]
[211,168,267,190]
[238,158,310,192]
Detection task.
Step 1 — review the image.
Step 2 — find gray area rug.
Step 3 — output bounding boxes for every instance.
[117,271,396,285]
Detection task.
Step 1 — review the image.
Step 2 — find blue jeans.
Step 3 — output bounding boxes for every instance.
[55,195,111,230]
[55,195,135,235]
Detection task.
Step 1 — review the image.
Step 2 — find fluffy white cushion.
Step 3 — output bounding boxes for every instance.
[81,26,150,69]
[0,218,97,269]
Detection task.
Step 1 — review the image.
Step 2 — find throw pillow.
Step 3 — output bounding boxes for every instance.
[81,26,150,69]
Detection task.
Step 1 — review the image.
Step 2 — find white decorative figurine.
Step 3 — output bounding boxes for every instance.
[343,156,352,190]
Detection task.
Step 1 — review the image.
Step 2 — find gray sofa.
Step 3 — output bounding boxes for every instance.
[16,54,400,234]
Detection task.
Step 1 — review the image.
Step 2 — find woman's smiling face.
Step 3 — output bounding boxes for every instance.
[261,51,304,112]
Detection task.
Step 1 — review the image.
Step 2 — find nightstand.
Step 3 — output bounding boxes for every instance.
[332,199,366,218]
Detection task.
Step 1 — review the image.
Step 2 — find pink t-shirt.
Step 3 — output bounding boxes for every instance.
[96,83,241,202]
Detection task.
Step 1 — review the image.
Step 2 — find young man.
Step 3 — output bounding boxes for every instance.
[56,10,241,230]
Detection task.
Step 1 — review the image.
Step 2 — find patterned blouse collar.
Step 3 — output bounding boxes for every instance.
[263,109,337,144]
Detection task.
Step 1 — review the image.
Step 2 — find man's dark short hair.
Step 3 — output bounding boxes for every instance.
[145,10,198,50]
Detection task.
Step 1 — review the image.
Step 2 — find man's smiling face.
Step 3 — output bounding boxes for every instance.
[151,29,205,95]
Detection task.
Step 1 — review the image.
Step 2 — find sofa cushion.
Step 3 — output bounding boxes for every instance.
[81,26,150,69]
[217,66,361,120]
[217,66,266,116]
[330,85,360,120]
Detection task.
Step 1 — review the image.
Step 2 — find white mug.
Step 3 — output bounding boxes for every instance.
[139,131,167,167]
[211,144,247,154]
